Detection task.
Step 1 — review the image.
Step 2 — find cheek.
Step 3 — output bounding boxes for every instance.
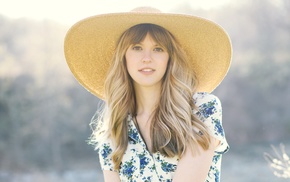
[161,56,170,72]
[125,51,136,67]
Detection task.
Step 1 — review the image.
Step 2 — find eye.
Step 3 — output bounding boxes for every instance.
[132,45,142,51]
[154,47,164,52]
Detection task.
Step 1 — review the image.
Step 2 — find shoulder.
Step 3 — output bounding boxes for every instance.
[193,92,222,113]
[192,92,223,129]
[193,92,221,103]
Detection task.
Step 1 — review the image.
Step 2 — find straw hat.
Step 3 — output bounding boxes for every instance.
[64,7,232,99]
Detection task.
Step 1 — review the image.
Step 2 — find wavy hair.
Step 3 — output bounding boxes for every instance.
[90,23,211,170]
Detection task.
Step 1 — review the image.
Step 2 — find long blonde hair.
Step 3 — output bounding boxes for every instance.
[90,23,211,170]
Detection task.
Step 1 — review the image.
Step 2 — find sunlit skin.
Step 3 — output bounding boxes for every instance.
[125,33,169,90]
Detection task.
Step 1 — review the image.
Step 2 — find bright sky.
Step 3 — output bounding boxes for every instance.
[0,0,232,25]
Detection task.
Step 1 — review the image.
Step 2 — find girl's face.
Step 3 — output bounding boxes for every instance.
[125,33,169,89]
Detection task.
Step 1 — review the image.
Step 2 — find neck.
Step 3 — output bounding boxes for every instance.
[134,84,161,117]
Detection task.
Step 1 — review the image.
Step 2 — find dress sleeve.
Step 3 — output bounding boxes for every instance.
[98,139,115,171]
[193,92,229,154]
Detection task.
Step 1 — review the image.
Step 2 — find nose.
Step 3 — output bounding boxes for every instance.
[142,50,152,63]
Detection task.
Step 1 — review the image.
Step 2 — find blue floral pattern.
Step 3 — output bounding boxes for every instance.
[98,92,229,181]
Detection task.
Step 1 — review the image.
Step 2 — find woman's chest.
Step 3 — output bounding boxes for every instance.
[119,138,178,181]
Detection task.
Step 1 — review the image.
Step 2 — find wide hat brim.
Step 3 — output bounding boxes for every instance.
[64,9,232,100]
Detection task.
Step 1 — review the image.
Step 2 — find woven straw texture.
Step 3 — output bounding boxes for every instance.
[64,11,232,99]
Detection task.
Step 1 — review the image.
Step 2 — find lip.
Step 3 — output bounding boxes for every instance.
[138,67,155,75]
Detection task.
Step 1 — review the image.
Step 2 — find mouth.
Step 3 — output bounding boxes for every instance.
[139,68,155,72]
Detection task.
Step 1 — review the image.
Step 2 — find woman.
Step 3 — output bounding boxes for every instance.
[64,7,232,182]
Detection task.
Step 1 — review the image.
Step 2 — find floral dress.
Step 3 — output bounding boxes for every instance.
[98,92,229,182]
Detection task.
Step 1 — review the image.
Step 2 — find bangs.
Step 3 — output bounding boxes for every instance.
[121,23,174,54]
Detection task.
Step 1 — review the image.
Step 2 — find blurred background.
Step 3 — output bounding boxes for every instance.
[0,0,289,181]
